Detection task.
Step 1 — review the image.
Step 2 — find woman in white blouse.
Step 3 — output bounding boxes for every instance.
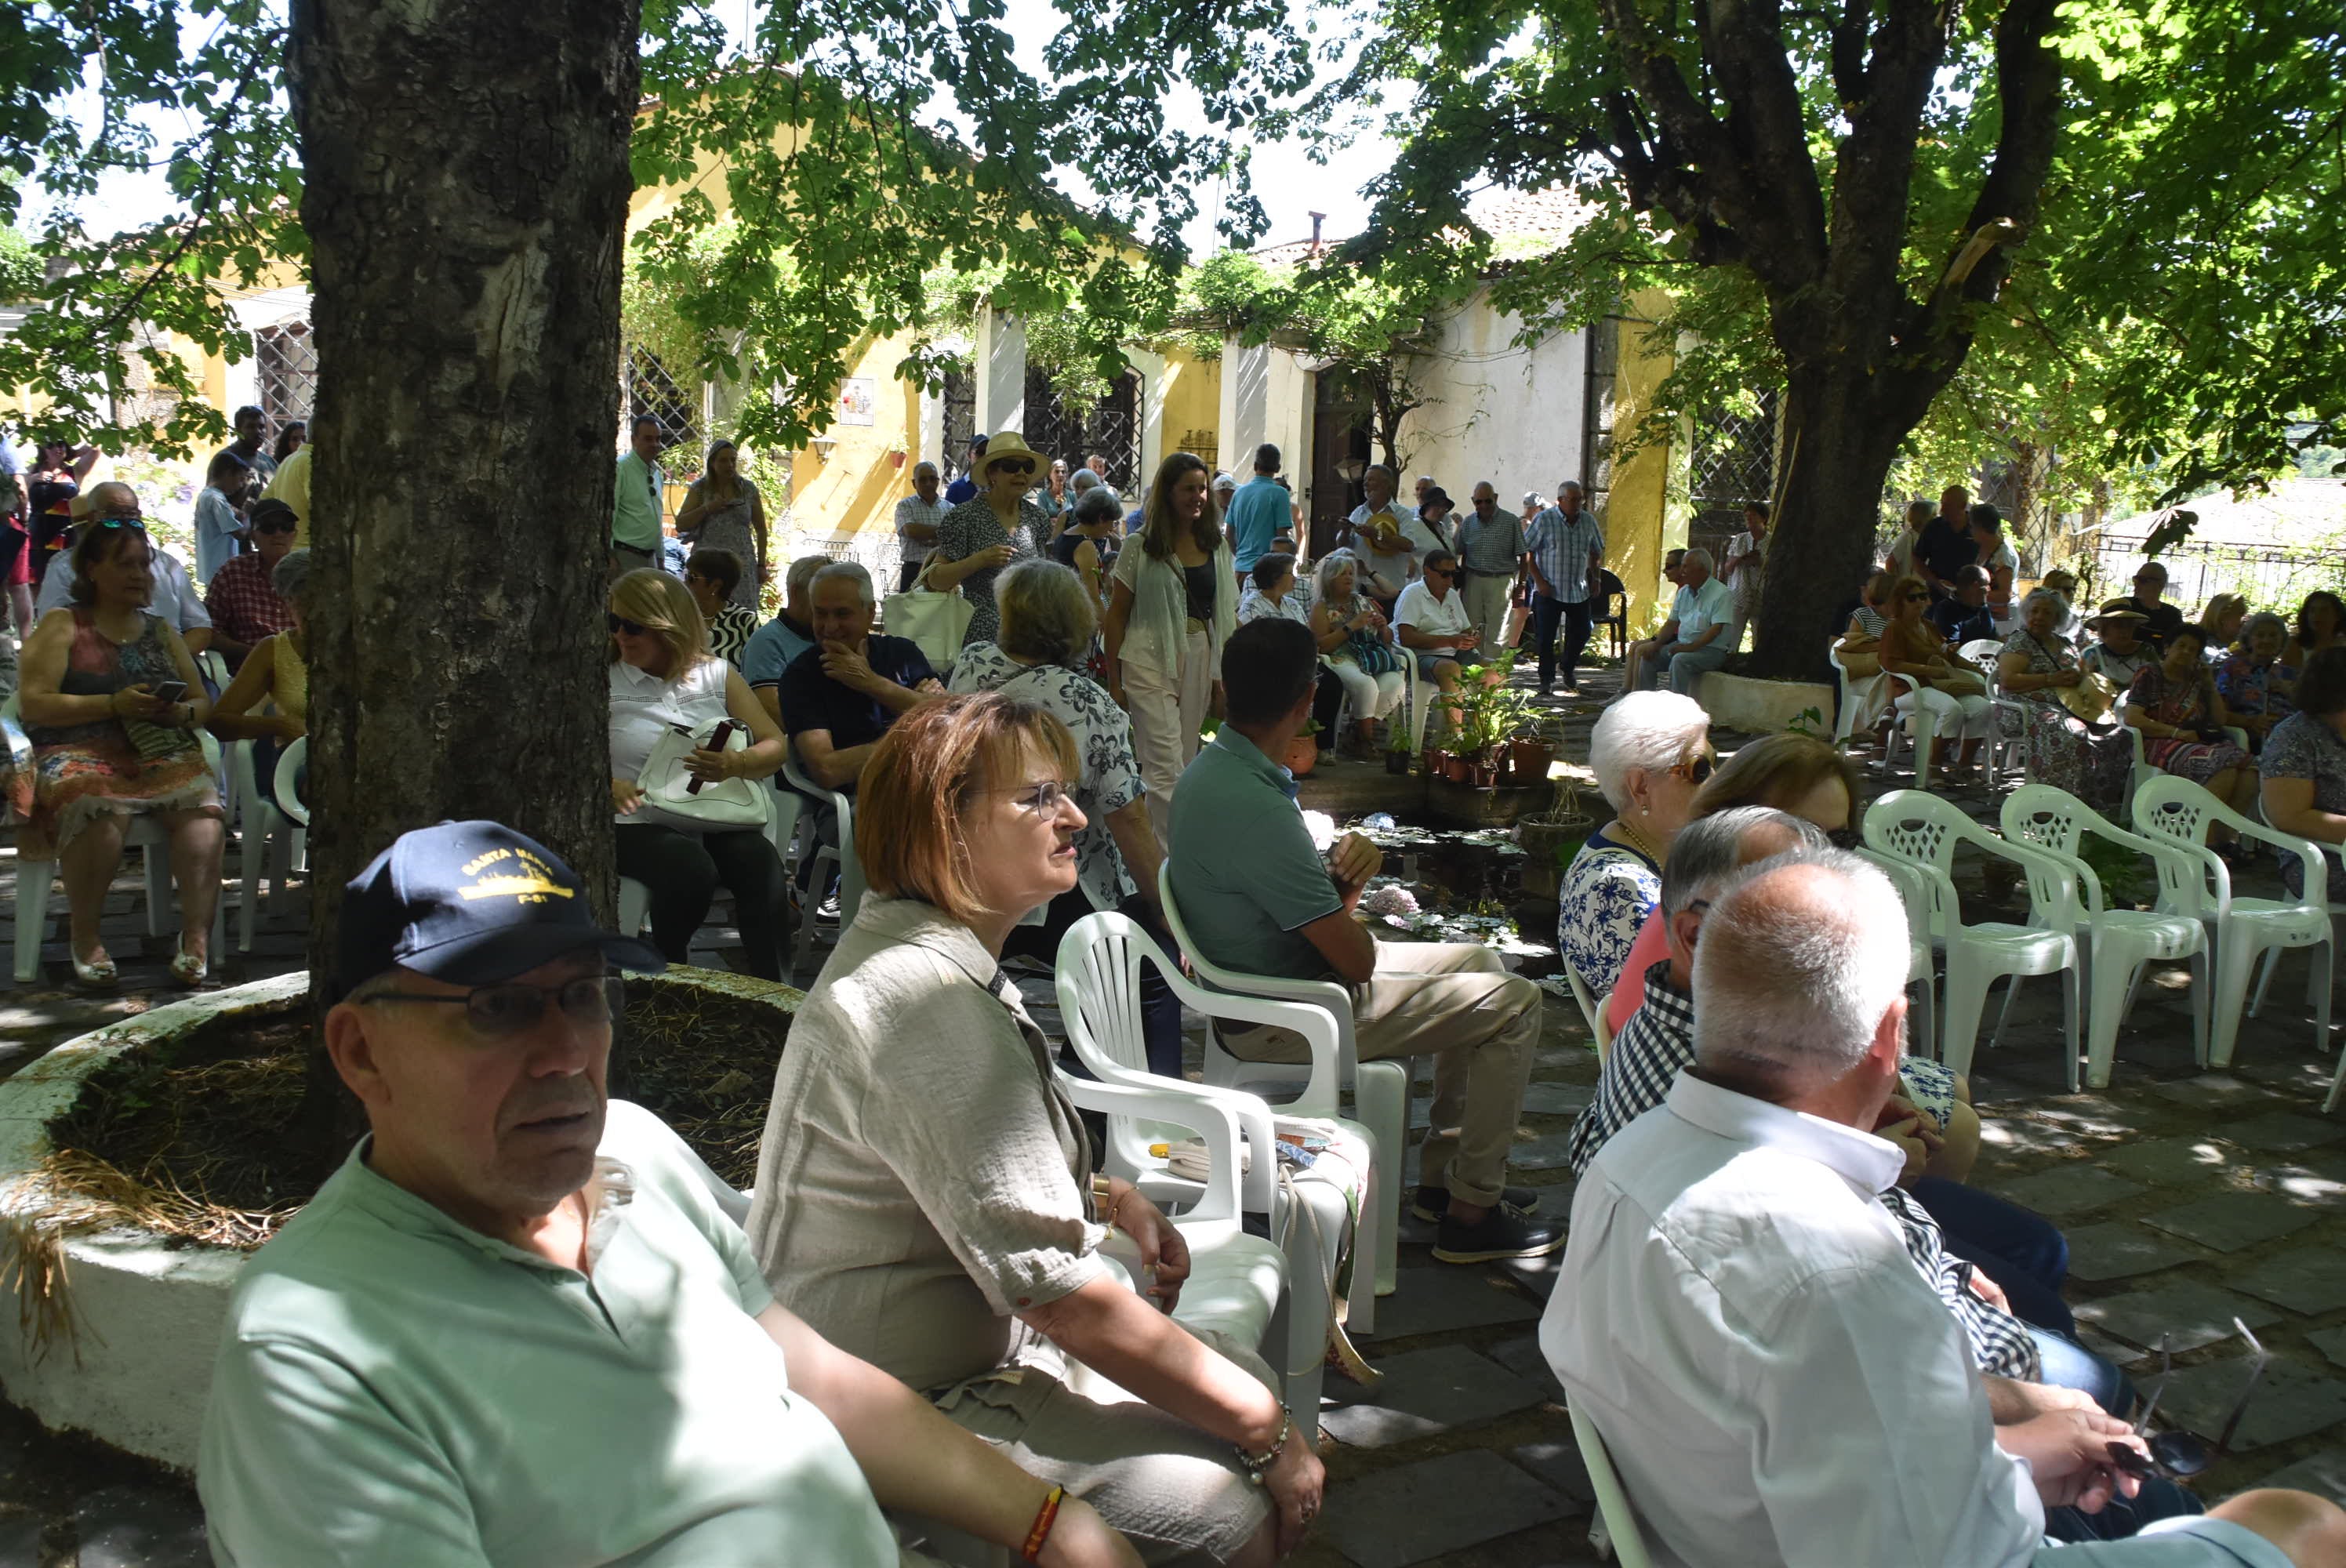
[608,569,791,976]
[1103,452,1236,840]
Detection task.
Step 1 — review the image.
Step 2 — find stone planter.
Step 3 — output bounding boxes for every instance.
[1423,775,1553,828]
[1693,670,1836,735]
[0,966,798,1472]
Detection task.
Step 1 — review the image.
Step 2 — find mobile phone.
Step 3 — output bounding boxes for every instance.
[150,681,188,705]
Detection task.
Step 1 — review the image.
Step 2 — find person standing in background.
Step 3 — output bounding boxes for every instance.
[1453,480,1524,662]
[610,416,666,575]
[1524,481,1605,698]
[1722,500,1770,654]
[1222,444,1291,594]
[892,461,948,593]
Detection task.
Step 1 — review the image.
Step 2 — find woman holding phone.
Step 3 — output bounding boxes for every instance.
[14,521,223,988]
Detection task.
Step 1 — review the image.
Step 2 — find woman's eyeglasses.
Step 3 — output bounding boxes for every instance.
[990,459,1036,477]
[1012,780,1078,818]
[1669,752,1716,785]
[359,975,623,1039]
[608,612,650,637]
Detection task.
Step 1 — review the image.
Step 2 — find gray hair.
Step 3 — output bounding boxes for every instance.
[913,461,939,481]
[812,559,874,607]
[1692,848,1912,1095]
[996,558,1097,666]
[1312,550,1362,608]
[270,547,312,608]
[1680,546,1714,573]
[1660,806,1824,921]
[1069,466,1101,495]
[1589,690,1712,810]
[2021,586,2067,621]
[1073,485,1123,526]
[786,554,831,597]
[2242,610,2289,646]
[1556,479,1585,496]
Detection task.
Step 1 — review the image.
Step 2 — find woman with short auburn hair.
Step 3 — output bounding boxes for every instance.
[754,692,1322,1565]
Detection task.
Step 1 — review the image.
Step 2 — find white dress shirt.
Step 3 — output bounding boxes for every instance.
[36,538,212,634]
[1542,1072,2050,1567]
[1393,579,1473,643]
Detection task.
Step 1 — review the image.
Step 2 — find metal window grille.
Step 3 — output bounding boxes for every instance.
[255,319,318,430]
[1022,366,1142,494]
[1687,393,1776,564]
[625,345,699,452]
[942,367,976,475]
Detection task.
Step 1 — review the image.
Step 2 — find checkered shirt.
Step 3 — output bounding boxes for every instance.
[202,551,294,648]
[1565,961,2041,1381]
[1526,507,1604,603]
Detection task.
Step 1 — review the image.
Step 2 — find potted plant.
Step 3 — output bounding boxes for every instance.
[1385,716,1414,775]
[1284,720,1324,777]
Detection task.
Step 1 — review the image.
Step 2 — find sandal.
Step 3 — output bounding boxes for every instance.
[169,943,209,988]
[71,947,118,989]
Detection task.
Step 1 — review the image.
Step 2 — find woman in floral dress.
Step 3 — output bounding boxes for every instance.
[929,433,1051,648]
[2123,622,2260,824]
[1996,589,2131,810]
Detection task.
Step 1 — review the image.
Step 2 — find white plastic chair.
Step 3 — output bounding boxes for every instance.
[5,694,227,982]
[1400,656,1443,754]
[1825,643,1885,752]
[1571,1403,1657,1567]
[1159,863,1405,1314]
[1565,966,1607,1048]
[2124,721,2250,826]
[1056,912,1370,1417]
[1850,847,1941,1062]
[1861,790,2080,1082]
[782,754,864,975]
[1958,637,2026,790]
[618,780,797,946]
[2133,775,2333,1071]
[1879,678,1940,791]
[228,739,299,951]
[1592,988,1615,1059]
[2000,785,2210,1088]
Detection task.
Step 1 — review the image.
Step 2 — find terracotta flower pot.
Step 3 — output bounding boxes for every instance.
[1284,735,1321,776]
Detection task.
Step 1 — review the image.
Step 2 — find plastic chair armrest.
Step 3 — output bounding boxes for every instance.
[1057,1072,1244,1224]
[2236,820,2329,908]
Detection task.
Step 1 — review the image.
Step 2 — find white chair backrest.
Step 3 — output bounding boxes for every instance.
[1570,1403,1657,1568]
[274,736,310,826]
[1852,846,1934,951]
[1865,788,2082,933]
[1864,788,1963,877]
[2132,775,2231,916]
[1058,911,1168,1079]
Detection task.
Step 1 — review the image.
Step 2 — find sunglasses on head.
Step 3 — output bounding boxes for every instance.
[608,612,650,637]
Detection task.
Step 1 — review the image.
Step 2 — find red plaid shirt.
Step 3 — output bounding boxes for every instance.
[204,552,294,648]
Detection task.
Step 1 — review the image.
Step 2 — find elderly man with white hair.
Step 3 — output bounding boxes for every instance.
[1545,848,2346,1568]
[744,554,835,722]
[1630,544,1732,695]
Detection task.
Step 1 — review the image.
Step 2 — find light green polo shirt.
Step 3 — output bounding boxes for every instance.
[612,449,663,550]
[1167,727,1344,982]
[198,1101,898,1568]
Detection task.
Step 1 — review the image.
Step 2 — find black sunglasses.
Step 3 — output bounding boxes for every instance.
[252,517,297,535]
[608,612,649,637]
[990,459,1036,477]
[360,975,623,1039]
[1668,753,1716,785]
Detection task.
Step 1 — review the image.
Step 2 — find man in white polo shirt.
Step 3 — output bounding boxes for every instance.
[1545,849,2346,1568]
[1394,548,1480,743]
[198,820,1139,1568]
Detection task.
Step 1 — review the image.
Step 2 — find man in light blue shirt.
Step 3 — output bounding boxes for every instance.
[1223,444,1291,583]
[1523,481,1605,696]
[1632,545,1734,695]
[611,415,665,572]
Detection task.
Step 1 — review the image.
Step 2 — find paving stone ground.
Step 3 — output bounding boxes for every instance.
[2,659,2342,1565]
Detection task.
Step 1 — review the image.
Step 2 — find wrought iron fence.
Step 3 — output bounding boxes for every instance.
[255,320,317,430]
[2087,533,2346,615]
[626,346,699,455]
[1023,366,1142,493]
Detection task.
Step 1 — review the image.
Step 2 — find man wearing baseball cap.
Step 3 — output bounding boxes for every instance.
[199,820,1139,1568]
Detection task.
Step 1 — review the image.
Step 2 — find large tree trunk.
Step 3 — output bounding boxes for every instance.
[287,0,641,1137]
[1741,365,1914,679]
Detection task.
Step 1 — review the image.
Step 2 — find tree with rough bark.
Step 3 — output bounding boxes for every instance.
[1300,0,2344,675]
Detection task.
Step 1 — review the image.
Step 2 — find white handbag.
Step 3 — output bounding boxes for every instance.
[635,718,767,832]
[884,557,975,669]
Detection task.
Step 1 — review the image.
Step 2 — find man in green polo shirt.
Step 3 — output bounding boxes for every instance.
[1167,619,1562,1265]
[612,414,665,573]
[198,820,1139,1568]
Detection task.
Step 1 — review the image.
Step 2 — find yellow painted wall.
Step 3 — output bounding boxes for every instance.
[782,332,924,543]
[1603,289,1681,634]
[1158,350,1222,471]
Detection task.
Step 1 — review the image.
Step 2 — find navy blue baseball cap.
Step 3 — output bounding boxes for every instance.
[332,821,663,1000]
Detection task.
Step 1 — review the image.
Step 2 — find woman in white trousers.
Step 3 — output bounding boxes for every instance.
[1105,453,1237,840]
[1880,572,1992,775]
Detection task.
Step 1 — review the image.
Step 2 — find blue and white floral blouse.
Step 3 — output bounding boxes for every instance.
[1557,824,1662,998]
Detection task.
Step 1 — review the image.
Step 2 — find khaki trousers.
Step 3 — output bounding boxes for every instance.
[1218,941,1539,1207]
[1124,626,1213,844]
[1462,571,1515,662]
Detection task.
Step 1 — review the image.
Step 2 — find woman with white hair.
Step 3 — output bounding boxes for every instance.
[1996,586,2131,808]
[1556,690,1713,999]
[951,559,1182,1074]
[1307,550,1405,754]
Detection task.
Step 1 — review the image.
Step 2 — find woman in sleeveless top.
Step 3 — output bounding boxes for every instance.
[674,441,768,612]
[607,570,793,976]
[14,522,223,987]
[209,549,314,815]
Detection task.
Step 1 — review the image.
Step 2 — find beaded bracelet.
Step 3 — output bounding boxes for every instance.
[1022,1483,1065,1563]
[1235,1408,1292,1486]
